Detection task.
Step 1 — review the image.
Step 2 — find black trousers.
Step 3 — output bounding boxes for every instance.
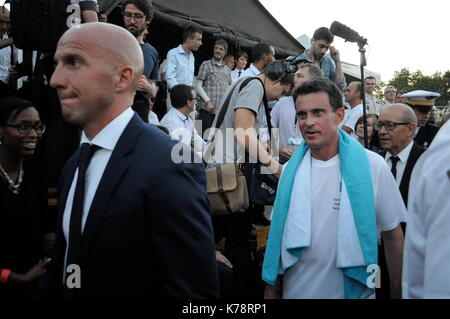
[198,109,215,136]
[213,209,253,299]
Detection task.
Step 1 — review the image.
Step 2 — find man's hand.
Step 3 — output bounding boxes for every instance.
[206,100,214,113]
[215,251,233,269]
[8,64,18,79]
[264,284,276,299]
[137,75,157,97]
[382,225,404,299]
[330,46,341,63]
[279,147,294,162]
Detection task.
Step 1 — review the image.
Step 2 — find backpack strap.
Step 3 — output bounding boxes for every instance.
[213,76,268,132]
[204,76,271,164]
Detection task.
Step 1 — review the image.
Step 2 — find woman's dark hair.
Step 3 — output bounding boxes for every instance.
[0,96,36,126]
[355,113,380,148]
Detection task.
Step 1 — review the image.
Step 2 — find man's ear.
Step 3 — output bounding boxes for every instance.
[407,123,417,137]
[336,106,345,124]
[146,17,152,24]
[114,66,134,93]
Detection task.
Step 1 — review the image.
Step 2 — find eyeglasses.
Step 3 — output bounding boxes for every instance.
[123,12,145,21]
[6,123,46,135]
[385,91,396,94]
[0,19,10,25]
[375,121,411,131]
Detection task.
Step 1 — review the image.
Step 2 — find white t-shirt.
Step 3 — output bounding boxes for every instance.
[340,104,363,134]
[282,150,406,299]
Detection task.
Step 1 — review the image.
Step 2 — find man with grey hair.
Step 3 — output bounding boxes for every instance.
[383,86,397,105]
[271,63,323,163]
[378,104,425,205]
[376,104,422,299]
[196,39,231,134]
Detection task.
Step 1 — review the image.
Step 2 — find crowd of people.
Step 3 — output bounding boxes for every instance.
[0,0,449,300]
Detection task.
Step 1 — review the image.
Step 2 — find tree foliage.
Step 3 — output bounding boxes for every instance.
[388,68,450,106]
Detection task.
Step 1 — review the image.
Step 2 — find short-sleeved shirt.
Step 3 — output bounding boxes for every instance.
[340,103,363,134]
[365,93,385,115]
[197,59,231,111]
[140,43,159,80]
[282,150,406,299]
[208,76,266,164]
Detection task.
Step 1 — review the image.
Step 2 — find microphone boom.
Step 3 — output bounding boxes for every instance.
[330,21,368,46]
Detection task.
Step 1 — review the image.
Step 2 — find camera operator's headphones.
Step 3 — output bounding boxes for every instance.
[264,60,298,81]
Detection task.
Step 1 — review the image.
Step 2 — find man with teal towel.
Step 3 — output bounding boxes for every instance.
[263,78,406,299]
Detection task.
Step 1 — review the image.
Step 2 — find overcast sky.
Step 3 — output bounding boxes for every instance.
[259,0,450,82]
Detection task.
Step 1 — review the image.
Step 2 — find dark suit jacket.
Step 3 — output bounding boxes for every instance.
[47,114,219,299]
[415,124,440,148]
[380,142,426,205]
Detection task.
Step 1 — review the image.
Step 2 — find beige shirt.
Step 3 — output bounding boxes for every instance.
[365,93,385,115]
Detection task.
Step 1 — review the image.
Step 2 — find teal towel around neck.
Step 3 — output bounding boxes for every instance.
[262,130,378,299]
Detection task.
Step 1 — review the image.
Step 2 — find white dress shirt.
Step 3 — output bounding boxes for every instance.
[0,34,11,84]
[62,108,134,273]
[384,140,414,185]
[148,111,160,125]
[160,108,205,153]
[242,63,261,77]
[231,68,246,83]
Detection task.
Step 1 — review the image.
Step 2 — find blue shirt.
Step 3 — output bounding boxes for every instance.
[295,50,346,91]
[140,43,159,80]
[166,45,195,89]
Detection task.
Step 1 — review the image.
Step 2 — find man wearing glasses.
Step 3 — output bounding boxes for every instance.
[378,104,425,206]
[0,6,12,97]
[383,86,397,106]
[122,0,158,122]
[377,104,425,299]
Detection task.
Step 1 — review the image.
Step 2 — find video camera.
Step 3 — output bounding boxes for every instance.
[283,56,312,74]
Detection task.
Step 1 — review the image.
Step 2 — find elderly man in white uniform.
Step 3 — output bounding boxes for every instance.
[403,121,450,299]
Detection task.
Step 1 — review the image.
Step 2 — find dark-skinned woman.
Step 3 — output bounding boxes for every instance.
[0,97,53,298]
